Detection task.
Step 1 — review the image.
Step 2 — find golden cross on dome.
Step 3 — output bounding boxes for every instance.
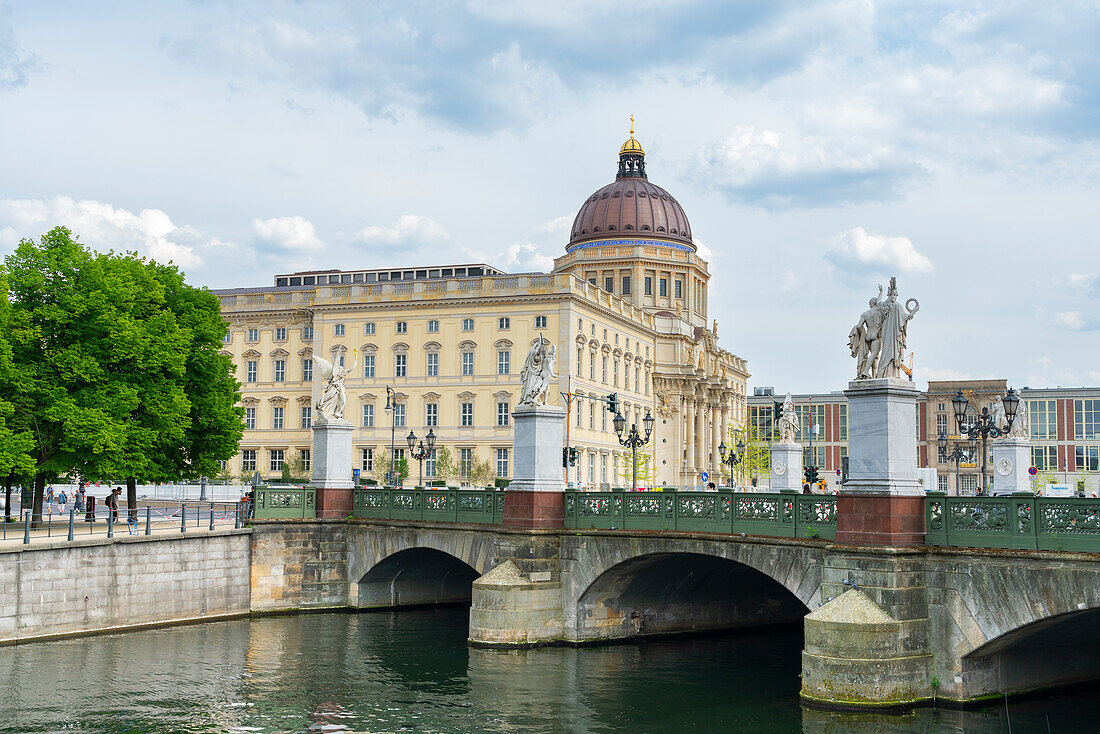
[629,114,635,137]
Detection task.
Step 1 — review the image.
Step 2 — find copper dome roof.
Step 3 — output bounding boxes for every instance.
[568,125,693,250]
[568,177,693,249]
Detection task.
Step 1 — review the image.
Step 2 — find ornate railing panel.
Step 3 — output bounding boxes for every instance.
[254,486,316,519]
[352,487,502,524]
[925,494,1100,551]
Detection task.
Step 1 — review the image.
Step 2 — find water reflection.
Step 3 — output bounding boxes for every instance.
[0,609,1096,733]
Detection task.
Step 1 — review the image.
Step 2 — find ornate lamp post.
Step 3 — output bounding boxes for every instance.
[383,386,398,486]
[614,410,654,491]
[718,434,746,488]
[407,428,436,487]
[937,431,976,496]
[952,389,1020,494]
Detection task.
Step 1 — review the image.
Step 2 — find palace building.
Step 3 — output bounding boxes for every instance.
[215,127,750,488]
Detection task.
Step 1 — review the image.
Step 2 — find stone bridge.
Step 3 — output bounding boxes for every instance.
[253,517,1100,709]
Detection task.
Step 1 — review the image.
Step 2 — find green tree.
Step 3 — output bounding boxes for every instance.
[731,418,772,488]
[616,449,655,489]
[434,445,457,486]
[469,453,495,487]
[280,452,309,483]
[395,456,410,486]
[0,266,35,520]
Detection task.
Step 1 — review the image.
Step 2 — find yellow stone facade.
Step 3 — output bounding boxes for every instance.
[216,134,750,487]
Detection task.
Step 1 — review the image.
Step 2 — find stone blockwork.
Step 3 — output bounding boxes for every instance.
[250,519,348,611]
[0,530,251,644]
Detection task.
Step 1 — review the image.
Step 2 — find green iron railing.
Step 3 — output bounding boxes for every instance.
[254,486,316,519]
[353,486,504,524]
[925,492,1100,552]
[564,490,837,539]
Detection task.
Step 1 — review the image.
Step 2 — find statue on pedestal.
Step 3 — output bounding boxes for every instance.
[777,393,799,445]
[518,335,557,407]
[313,348,357,421]
[849,277,919,380]
[1008,399,1029,439]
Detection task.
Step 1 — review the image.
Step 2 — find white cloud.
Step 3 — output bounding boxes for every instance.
[1055,311,1085,330]
[691,237,713,261]
[535,214,572,236]
[356,215,450,246]
[0,195,228,268]
[777,271,798,292]
[826,227,934,276]
[1026,356,1083,388]
[251,215,323,251]
[463,242,554,273]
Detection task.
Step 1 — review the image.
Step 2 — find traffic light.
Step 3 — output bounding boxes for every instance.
[808,466,820,484]
[563,448,569,468]
[774,401,785,420]
[607,392,619,414]
[569,447,578,466]
[803,466,811,485]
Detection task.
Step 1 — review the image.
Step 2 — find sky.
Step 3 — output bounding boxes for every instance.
[1,0,1099,393]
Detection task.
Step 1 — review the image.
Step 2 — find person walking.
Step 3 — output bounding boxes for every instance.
[58,488,68,515]
[45,486,55,515]
[75,485,86,513]
[105,488,121,524]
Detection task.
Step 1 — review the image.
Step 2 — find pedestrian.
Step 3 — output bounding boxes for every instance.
[706,481,717,492]
[58,488,68,514]
[106,487,121,524]
[75,485,86,513]
[45,485,55,515]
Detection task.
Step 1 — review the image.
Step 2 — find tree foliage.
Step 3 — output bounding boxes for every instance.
[728,418,771,487]
[434,445,457,485]
[616,449,656,489]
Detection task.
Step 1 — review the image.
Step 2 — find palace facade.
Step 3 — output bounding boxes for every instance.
[215,130,749,487]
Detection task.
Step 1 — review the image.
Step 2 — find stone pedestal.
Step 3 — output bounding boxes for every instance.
[503,405,566,529]
[311,418,355,519]
[991,437,1033,494]
[836,379,925,546]
[770,442,803,491]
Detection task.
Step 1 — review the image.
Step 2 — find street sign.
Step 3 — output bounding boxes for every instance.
[1028,466,1037,476]
[836,468,842,477]
[352,468,360,478]
[700,471,709,483]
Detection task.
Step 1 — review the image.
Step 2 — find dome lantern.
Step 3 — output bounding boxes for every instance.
[617,115,646,179]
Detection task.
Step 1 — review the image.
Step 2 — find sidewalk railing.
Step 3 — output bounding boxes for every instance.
[925,492,1100,552]
[353,487,503,524]
[254,486,315,519]
[1,503,245,546]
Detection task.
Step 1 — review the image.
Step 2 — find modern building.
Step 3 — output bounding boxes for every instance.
[215,128,750,488]
[747,380,1100,495]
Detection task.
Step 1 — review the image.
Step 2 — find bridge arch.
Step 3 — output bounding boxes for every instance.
[563,537,822,642]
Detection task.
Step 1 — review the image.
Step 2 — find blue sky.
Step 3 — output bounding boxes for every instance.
[1,0,1098,392]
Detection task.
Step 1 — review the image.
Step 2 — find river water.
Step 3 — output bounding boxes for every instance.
[0,608,1096,733]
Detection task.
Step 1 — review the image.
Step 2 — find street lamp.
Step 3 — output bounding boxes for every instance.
[937,431,973,496]
[718,435,747,488]
[408,428,436,487]
[952,389,1020,494]
[614,410,654,491]
[384,386,398,486]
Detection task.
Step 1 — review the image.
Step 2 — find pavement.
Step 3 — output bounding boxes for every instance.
[0,505,248,549]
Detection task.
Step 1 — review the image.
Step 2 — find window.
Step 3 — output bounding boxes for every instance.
[462,318,474,331]
[644,371,649,395]
[802,446,825,469]
[622,276,631,295]
[634,367,639,393]
[589,353,595,380]
[395,353,407,377]
[959,474,978,495]
[247,328,259,342]
[425,449,436,478]
[644,277,652,296]
[613,359,619,387]
[602,357,608,383]
[302,359,312,382]
[241,450,256,472]
[588,452,595,485]
[460,448,473,478]
[461,402,474,426]
[301,406,311,429]
[674,280,683,299]
[577,402,583,427]
[937,475,948,491]
[1076,445,1100,471]
[223,331,231,344]
[496,448,509,478]
[659,278,667,297]
[1032,445,1058,471]
[364,322,376,335]
[604,277,614,292]
[497,401,510,426]
[601,409,607,432]
[300,449,311,472]
[396,321,407,334]
[462,351,474,376]
[498,351,510,375]
[334,324,345,336]
[838,405,848,440]
[498,317,510,329]
[427,320,439,333]
[589,403,595,429]
[362,404,374,428]
[244,407,256,430]
[272,407,284,429]
[275,328,286,341]
[794,404,826,441]
[425,403,438,427]
[269,449,285,472]
[354,354,371,379]
[274,360,285,382]
[937,445,948,463]
[1030,400,1057,440]
[535,316,547,329]
[338,352,345,368]
[426,352,438,377]
[361,448,374,472]
[601,454,607,484]
[393,404,406,427]
[578,318,583,331]
[246,361,257,383]
[936,413,948,437]
[302,326,313,340]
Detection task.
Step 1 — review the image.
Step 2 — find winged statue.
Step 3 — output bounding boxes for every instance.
[313,348,356,421]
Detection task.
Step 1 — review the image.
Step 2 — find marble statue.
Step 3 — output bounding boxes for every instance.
[777,392,799,445]
[518,335,557,407]
[1008,399,1029,439]
[989,396,1006,432]
[313,348,357,421]
[849,277,919,380]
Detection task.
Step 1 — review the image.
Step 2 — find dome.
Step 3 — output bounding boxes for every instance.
[567,123,693,250]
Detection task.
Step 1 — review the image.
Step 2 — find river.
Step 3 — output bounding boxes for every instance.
[0,608,1095,733]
